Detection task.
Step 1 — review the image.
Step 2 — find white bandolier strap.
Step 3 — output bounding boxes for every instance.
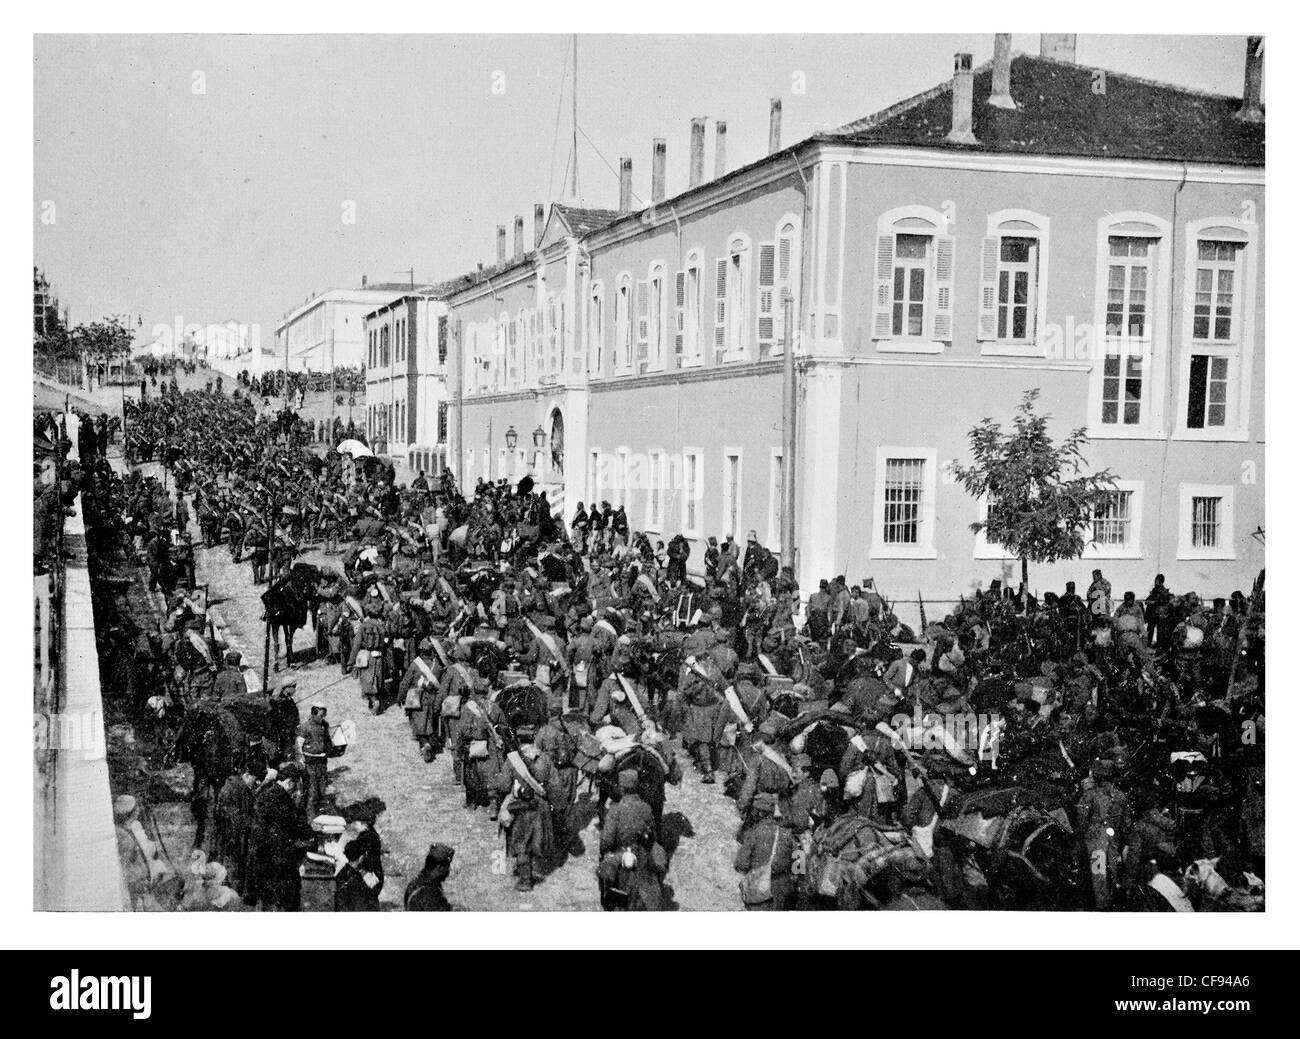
[723,685,753,731]
[615,672,648,723]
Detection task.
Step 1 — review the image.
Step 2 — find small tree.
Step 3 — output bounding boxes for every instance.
[69,316,135,373]
[951,389,1117,597]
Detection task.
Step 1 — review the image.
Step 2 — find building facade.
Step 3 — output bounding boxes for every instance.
[444,41,1264,621]
[274,285,412,373]
[363,294,454,476]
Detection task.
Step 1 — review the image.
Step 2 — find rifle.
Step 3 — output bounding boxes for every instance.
[918,591,928,634]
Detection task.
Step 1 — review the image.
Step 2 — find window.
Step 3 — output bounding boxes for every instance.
[1178,220,1255,439]
[872,207,953,351]
[1086,481,1144,559]
[588,448,601,504]
[614,447,629,509]
[716,235,751,362]
[682,448,703,537]
[615,276,632,371]
[721,449,742,539]
[646,449,664,531]
[588,283,604,377]
[757,241,777,357]
[1178,483,1235,560]
[682,253,704,365]
[1193,240,1243,343]
[437,315,448,365]
[774,217,799,355]
[871,447,937,559]
[437,402,448,443]
[768,449,784,552]
[1091,215,1171,436]
[648,264,667,371]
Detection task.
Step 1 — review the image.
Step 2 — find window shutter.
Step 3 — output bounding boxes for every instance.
[757,242,776,354]
[872,233,895,340]
[931,234,955,342]
[635,280,649,370]
[777,236,793,352]
[714,258,728,359]
[674,271,686,360]
[978,235,999,340]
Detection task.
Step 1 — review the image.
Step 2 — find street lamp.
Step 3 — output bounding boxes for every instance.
[505,425,518,451]
[532,425,547,449]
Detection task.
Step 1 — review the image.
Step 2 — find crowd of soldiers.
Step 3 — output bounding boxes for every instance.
[98,382,1266,912]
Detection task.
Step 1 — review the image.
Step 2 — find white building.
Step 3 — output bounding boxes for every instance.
[273,283,414,373]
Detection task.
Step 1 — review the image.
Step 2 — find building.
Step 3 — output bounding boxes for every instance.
[195,319,273,379]
[34,267,63,339]
[444,35,1264,620]
[363,291,459,476]
[273,282,417,373]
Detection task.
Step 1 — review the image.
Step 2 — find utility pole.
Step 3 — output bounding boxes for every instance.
[260,487,276,695]
[571,34,579,202]
[455,318,464,481]
[780,290,797,573]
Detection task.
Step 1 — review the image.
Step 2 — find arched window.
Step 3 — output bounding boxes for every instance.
[715,233,751,362]
[588,281,605,378]
[648,261,668,370]
[614,273,633,372]
[979,210,1050,355]
[871,205,953,352]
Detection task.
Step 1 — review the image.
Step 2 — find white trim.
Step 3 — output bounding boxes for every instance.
[613,272,634,375]
[981,209,1051,357]
[873,205,949,353]
[767,447,785,553]
[614,446,630,510]
[723,232,753,363]
[720,446,743,541]
[870,446,938,560]
[647,259,669,373]
[1177,483,1236,561]
[1088,212,1172,439]
[587,446,601,507]
[1175,215,1258,440]
[813,143,1264,186]
[644,447,665,534]
[587,279,605,380]
[681,446,704,540]
[1084,479,1145,560]
[682,247,706,368]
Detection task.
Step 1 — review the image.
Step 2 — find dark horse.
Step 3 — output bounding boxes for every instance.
[594,743,682,829]
[168,702,274,848]
[261,565,318,671]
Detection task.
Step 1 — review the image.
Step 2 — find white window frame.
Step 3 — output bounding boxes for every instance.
[980,210,1050,357]
[972,494,1018,561]
[767,448,785,552]
[1177,483,1236,561]
[1089,212,1172,439]
[587,447,601,506]
[723,233,752,363]
[720,446,743,540]
[681,447,703,540]
[647,261,668,372]
[870,446,938,559]
[588,281,605,379]
[682,249,705,367]
[1084,479,1145,560]
[614,273,633,374]
[773,214,801,356]
[614,447,630,510]
[1176,216,1257,442]
[872,206,951,355]
[644,448,665,533]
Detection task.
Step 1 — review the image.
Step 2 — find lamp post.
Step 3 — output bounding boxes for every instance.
[505,425,518,451]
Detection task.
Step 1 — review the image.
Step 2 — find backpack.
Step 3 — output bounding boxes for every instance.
[739,827,780,905]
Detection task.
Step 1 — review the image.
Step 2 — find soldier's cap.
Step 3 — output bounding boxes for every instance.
[618,769,640,792]
[311,701,327,712]
[580,615,595,631]
[820,769,840,790]
[224,650,242,665]
[112,794,138,821]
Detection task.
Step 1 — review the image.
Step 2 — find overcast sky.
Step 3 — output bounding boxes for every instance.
[34,33,1251,349]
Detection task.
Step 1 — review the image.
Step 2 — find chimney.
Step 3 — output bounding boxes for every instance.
[1040,34,1076,62]
[947,53,978,145]
[534,203,546,247]
[651,139,666,204]
[989,33,1017,109]
[361,274,367,288]
[618,157,634,212]
[496,225,506,264]
[1236,35,1264,123]
[768,98,782,154]
[513,215,525,258]
[715,120,728,178]
[689,117,706,188]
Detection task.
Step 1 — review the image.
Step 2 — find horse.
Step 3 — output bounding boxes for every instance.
[497,683,548,737]
[261,571,311,671]
[166,704,270,849]
[593,742,682,829]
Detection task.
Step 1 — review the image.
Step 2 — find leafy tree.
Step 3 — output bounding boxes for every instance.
[951,389,1117,597]
[69,316,135,369]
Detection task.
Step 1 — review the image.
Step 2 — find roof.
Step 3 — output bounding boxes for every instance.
[553,205,621,236]
[830,53,1263,167]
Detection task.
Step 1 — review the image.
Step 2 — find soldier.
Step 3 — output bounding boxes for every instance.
[598,769,666,911]
[213,763,261,893]
[496,733,556,892]
[682,652,726,783]
[404,844,454,911]
[535,703,580,852]
[295,703,332,819]
[212,650,246,702]
[399,637,445,762]
[246,762,314,911]
[459,678,506,817]
[1076,759,1132,910]
[735,792,797,911]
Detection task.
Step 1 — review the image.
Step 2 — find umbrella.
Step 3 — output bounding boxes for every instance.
[336,439,374,458]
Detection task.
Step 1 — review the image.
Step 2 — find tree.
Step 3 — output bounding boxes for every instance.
[951,389,1117,597]
[69,316,134,369]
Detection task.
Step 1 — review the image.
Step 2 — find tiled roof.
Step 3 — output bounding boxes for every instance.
[554,205,621,236]
[831,53,1263,167]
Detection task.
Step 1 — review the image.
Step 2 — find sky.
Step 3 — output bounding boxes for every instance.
[34,33,1252,350]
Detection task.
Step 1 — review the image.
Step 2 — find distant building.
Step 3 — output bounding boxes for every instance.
[363,291,459,475]
[33,267,62,339]
[273,282,418,372]
[442,37,1265,613]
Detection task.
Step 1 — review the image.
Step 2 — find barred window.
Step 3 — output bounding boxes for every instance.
[1094,489,1133,546]
[1191,495,1221,549]
[883,458,925,545]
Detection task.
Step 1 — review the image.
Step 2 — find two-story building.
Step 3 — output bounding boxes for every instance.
[445,35,1264,620]
[274,282,414,372]
[363,289,460,477]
